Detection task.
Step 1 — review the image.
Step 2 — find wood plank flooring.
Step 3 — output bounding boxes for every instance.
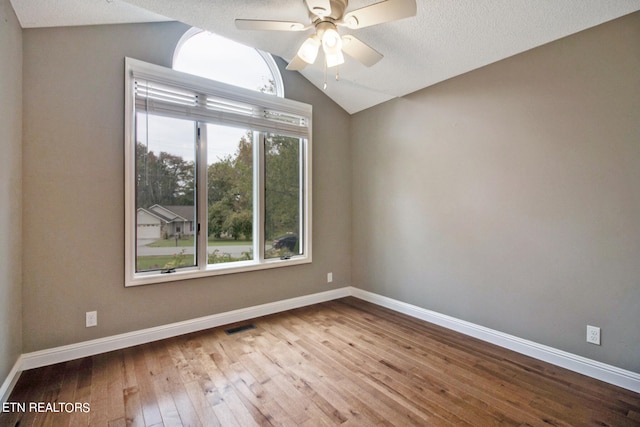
[2,297,639,426]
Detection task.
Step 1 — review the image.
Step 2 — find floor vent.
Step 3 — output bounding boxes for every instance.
[224,324,256,335]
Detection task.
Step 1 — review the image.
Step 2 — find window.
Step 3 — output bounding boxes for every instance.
[124,55,312,286]
[173,29,283,97]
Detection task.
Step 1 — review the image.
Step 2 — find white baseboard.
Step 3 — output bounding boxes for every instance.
[20,287,351,371]
[350,287,640,393]
[2,285,638,403]
[0,356,23,404]
[1,287,350,403]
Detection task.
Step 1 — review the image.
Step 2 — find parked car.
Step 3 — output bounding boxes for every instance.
[273,234,297,251]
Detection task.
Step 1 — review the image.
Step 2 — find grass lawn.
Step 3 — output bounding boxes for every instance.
[209,238,252,246]
[136,255,193,271]
[138,252,252,270]
[147,236,251,247]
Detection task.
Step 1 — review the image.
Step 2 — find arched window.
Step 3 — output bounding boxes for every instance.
[124,29,311,287]
[173,28,284,97]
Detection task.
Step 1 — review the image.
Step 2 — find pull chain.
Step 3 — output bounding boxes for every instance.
[323,58,328,90]
[323,59,341,90]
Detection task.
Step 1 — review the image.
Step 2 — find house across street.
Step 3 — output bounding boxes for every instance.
[136,204,195,240]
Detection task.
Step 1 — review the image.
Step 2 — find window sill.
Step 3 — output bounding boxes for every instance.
[125,255,312,287]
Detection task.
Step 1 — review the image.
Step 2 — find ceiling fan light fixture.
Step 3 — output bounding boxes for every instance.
[325,49,345,68]
[322,27,341,50]
[321,27,345,68]
[297,35,321,64]
[237,0,418,73]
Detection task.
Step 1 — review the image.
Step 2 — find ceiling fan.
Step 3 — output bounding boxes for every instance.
[235,0,417,71]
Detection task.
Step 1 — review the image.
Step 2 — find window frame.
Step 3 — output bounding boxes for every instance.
[124,57,312,287]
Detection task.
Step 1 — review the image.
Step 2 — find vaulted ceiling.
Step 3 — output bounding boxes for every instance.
[10,0,640,113]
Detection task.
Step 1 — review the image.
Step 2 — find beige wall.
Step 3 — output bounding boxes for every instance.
[22,22,351,352]
[13,7,639,378]
[351,12,640,372]
[0,0,23,383]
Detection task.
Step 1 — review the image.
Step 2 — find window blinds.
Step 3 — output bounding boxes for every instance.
[130,60,311,139]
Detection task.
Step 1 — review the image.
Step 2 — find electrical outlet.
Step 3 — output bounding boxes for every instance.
[586,325,600,345]
[86,311,97,328]
[327,272,333,283]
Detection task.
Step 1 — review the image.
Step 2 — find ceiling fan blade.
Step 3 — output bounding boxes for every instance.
[286,55,309,71]
[305,0,332,17]
[341,0,416,29]
[235,19,309,31]
[341,35,383,67]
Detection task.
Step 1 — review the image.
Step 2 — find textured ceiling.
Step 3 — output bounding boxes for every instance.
[9,0,169,28]
[10,0,640,114]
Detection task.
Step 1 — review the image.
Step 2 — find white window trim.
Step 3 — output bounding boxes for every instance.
[124,57,312,287]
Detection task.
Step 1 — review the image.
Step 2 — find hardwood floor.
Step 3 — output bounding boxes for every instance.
[2,297,639,426]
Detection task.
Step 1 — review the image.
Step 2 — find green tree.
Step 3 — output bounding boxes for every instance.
[136,142,194,209]
[265,134,300,240]
[207,132,254,240]
[137,127,300,244]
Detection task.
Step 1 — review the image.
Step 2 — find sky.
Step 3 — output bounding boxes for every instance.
[141,30,275,163]
[139,113,250,165]
[173,31,275,94]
